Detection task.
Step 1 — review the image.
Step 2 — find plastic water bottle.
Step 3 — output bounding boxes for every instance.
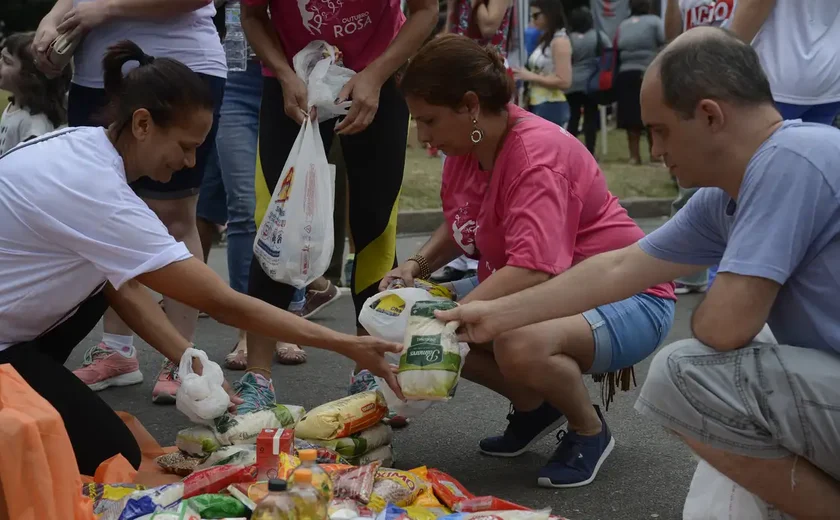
[224,1,248,72]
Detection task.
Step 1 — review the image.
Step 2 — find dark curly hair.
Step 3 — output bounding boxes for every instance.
[3,32,71,128]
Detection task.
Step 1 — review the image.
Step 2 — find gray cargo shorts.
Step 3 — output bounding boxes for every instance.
[635,333,840,480]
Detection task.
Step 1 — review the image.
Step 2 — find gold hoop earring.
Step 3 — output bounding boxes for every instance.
[470,118,485,144]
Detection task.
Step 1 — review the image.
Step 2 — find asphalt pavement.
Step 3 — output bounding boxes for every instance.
[65,217,703,520]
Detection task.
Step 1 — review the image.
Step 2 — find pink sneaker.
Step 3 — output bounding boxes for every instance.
[152,360,181,404]
[73,343,143,392]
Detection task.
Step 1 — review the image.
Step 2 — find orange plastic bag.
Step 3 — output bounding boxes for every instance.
[113,412,181,488]
[0,365,95,520]
[94,454,138,484]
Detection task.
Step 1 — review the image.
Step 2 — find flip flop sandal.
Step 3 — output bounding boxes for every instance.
[275,343,307,365]
[224,343,248,370]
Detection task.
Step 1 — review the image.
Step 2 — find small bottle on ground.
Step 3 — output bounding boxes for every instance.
[289,449,333,502]
[251,479,296,520]
[289,468,328,520]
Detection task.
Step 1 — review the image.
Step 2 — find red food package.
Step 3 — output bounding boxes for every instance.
[426,469,475,510]
[455,496,531,512]
[322,461,382,504]
[257,428,295,480]
[182,464,256,498]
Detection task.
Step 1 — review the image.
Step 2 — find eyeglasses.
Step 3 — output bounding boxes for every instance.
[531,11,542,20]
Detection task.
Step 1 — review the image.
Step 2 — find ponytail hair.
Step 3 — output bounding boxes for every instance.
[399,34,514,113]
[101,40,214,135]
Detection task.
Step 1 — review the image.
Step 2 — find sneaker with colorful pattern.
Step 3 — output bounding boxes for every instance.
[234,371,276,415]
[151,359,181,404]
[73,343,143,392]
[348,369,408,428]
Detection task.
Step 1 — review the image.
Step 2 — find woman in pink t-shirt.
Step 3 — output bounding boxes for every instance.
[389,34,676,489]
[237,0,438,417]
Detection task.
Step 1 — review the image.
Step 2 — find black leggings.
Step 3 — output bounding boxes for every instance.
[0,292,141,475]
[567,91,600,155]
[251,77,408,321]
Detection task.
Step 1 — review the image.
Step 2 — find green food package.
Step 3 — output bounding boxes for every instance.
[309,423,393,457]
[186,493,247,518]
[398,300,469,400]
[176,426,221,456]
[213,404,306,445]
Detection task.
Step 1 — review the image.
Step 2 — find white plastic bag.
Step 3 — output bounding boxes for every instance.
[253,118,336,288]
[175,348,230,426]
[359,287,452,344]
[293,40,356,122]
[683,460,793,520]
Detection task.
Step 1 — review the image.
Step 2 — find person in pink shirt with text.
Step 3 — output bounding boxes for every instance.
[388,34,676,488]
[236,0,438,416]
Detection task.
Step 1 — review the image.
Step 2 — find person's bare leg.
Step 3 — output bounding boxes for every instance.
[494,315,602,435]
[143,196,202,342]
[627,130,642,165]
[196,217,219,264]
[683,436,840,519]
[461,344,544,411]
[102,306,134,336]
[247,333,276,373]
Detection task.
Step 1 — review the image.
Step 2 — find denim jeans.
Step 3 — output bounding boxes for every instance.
[531,101,571,129]
[197,60,262,295]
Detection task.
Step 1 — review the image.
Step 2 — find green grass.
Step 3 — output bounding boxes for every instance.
[400,124,678,211]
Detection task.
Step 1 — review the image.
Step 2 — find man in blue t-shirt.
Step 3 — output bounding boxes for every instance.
[434,27,840,517]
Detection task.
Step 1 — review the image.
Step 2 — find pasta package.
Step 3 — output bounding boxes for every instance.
[368,468,428,511]
[295,391,388,440]
[398,300,469,400]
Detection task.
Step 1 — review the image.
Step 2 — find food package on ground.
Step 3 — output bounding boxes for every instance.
[439,511,552,520]
[368,468,428,511]
[117,483,184,520]
[376,503,412,520]
[404,506,440,520]
[156,452,202,476]
[227,483,263,511]
[82,483,145,518]
[321,461,381,504]
[175,426,221,457]
[256,444,300,482]
[360,285,453,345]
[426,469,474,511]
[455,496,532,512]
[213,404,302,445]
[186,494,247,518]
[348,444,395,467]
[329,498,360,520]
[295,390,388,440]
[296,438,350,464]
[399,300,470,401]
[196,445,257,470]
[256,428,296,480]
[182,464,256,499]
[408,468,451,517]
[309,422,392,458]
[146,502,201,519]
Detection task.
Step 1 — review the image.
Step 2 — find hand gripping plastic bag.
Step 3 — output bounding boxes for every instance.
[175,348,230,426]
[360,285,454,344]
[683,460,793,520]
[293,40,356,123]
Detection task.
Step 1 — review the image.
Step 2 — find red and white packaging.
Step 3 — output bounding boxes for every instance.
[256,428,295,480]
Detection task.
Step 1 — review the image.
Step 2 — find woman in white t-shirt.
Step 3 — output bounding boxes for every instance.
[33,0,228,403]
[0,41,402,477]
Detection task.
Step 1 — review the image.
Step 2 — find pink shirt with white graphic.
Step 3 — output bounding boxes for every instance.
[441,104,675,301]
[241,0,405,74]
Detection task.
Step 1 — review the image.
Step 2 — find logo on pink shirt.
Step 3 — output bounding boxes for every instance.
[297,0,373,38]
[685,0,734,30]
[452,205,478,256]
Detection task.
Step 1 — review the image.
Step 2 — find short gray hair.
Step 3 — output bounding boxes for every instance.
[655,28,774,119]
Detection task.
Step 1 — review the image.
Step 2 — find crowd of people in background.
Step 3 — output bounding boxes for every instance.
[1,0,840,515]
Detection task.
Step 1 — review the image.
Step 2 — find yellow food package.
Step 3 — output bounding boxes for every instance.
[278,452,301,480]
[295,391,388,441]
[404,505,438,520]
[409,467,451,514]
[368,468,427,511]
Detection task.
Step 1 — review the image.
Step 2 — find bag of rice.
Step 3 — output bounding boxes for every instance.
[309,423,393,458]
[295,391,387,441]
[213,404,305,445]
[359,280,454,345]
[398,300,470,401]
[348,444,394,467]
[176,426,221,457]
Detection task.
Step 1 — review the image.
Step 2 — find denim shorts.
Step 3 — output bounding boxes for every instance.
[582,292,676,374]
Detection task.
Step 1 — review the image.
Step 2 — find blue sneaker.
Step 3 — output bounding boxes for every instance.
[349,369,408,428]
[233,371,276,415]
[537,405,615,488]
[479,402,567,457]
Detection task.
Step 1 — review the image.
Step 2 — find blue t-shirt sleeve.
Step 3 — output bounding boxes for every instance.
[719,147,835,285]
[638,188,727,265]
